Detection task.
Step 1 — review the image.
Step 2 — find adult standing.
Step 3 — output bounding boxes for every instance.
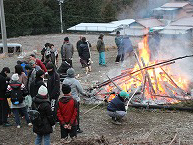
[30,54,47,72]
[115,31,124,63]
[29,60,42,85]
[97,33,106,66]
[62,68,86,133]
[41,43,50,62]
[46,63,60,119]
[76,35,84,67]
[61,37,74,67]
[0,67,11,127]
[79,37,92,74]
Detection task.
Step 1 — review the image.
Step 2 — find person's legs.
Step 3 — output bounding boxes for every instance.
[43,134,50,145]
[120,54,124,62]
[115,111,127,120]
[115,54,121,63]
[77,102,83,133]
[0,100,9,125]
[35,134,42,145]
[60,125,68,139]
[69,125,77,138]
[101,52,106,65]
[20,107,30,124]
[99,53,102,65]
[12,108,21,126]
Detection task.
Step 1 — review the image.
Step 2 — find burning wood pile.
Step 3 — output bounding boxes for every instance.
[87,35,193,107]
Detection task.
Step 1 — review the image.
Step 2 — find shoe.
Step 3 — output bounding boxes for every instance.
[77,129,83,133]
[101,64,107,67]
[111,118,121,125]
[3,123,11,127]
[28,123,32,126]
[115,62,119,64]
[17,125,21,128]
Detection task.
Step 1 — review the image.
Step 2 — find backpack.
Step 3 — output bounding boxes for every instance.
[29,104,43,127]
[10,87,24,105]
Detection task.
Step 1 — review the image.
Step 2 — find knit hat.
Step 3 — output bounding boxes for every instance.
[62,84,71,94]
[36,70,44,78]
[67,68,75,78]
[46,62,54,70]
[119,91,130,99]
[29,60,35,66]
[11,73,19,81]
[64,37,69,41]
[38,85,48,96]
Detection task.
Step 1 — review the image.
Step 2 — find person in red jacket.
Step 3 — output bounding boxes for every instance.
[57,84,78,143]
[29,54,47,72]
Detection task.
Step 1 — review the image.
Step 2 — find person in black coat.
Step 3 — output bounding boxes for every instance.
[0,67,11,127]
[79,37,92,74]
[107,91,129,125]
[46,62,60,119]
[30,70,45,98]
[32,85,55,145]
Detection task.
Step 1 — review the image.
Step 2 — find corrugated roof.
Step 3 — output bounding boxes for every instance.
[159,25,193,35]
[161,2,189,8]
[136,18,164,28]
[67,19,135,32]
[170,17,193,27]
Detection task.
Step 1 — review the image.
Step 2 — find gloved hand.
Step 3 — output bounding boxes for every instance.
[125,105,128,111]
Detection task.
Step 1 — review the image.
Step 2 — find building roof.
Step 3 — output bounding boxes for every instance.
[67,19,135,32]
[136,18,164,28]
[170,17,193,27]
[161,2,189,8]
[153,7,178,11]
[159,25,193,35]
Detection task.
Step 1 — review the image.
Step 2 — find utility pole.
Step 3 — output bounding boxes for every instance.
[0,0,8,54]
[59,0,64,33]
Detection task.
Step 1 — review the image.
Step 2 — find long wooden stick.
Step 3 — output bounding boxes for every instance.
[169,133,178,145]
[106,74,122,91]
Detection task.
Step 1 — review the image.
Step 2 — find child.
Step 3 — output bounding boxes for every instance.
[6,73,31,128]
[57,84,78,143]
[32,85,55,145]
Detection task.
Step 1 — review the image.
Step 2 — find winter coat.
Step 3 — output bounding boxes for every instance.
[61,42,74,61]
[122,36,133,53]
[32,94,55,135]
[96,38,105,53]
[6,80,28,109]
[30,77,46,98]
[0,72,8,99]
[19,72,27,87]
[115,36,124,54]
[35,59,47,72]
[47,71,60,100]
[107,95,126,112]
[76,40,82,56]
[57,95,77,126]
[62,77,85,102]
[79,42,90,60]
[57,61,71,74]
[30,65,41,86]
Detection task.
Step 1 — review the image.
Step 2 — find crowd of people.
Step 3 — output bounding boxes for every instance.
[0,33,135,144]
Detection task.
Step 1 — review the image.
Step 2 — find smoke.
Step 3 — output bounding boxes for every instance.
[159,35,193,83]
[117,0,174,19]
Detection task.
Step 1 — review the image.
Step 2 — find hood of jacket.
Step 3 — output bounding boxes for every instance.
[33,94,50,104]
[59,95,72,104]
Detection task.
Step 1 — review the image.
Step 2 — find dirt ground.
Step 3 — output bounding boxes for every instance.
[1,34,193,145]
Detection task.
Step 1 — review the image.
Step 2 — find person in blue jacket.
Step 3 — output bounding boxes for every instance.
[107,91,129,125]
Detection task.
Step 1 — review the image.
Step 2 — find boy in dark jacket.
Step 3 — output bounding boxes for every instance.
[57,84,78,143]
[107,91,129,125]
[32,85,55,145]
